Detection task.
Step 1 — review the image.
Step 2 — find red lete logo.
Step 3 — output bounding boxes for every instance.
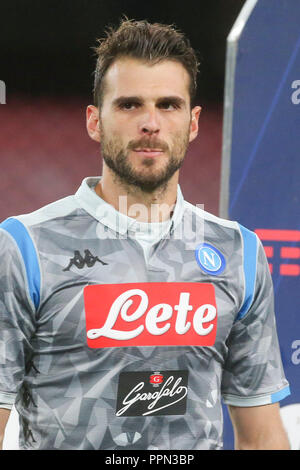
[84,283,217,348]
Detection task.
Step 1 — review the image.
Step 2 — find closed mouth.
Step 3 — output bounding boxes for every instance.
[134,148,163,152]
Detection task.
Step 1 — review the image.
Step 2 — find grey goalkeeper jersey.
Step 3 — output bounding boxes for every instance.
[0,177,290,450]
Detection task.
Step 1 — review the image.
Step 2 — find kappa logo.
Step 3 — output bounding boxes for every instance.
[84,282,217,348]
[63,249,107,271]
[195,243,226,275]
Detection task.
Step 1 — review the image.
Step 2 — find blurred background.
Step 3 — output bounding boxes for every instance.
[0,0,246,220]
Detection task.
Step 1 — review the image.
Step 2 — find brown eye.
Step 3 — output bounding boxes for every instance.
[159,102,179,110]
[120,101,140,110]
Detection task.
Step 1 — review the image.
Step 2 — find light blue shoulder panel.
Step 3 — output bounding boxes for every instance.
[0,218,41,310]
[235,223,258,321]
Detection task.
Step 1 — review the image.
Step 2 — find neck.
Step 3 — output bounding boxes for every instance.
[95,166,178,223]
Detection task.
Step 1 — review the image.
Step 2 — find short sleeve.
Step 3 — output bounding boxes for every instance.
[221,225,290,407]
[0,219,39,405]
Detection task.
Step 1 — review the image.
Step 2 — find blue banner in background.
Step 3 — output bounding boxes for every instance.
[220,0,300,450]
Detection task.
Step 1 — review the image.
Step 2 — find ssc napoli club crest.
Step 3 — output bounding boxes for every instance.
[195,243,226,276]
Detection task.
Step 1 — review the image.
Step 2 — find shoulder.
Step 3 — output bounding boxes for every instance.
[0,195,81,310]
[183,200,259,245]
[182,201,261,288]
[0,194,82,241]
[184,200,239,230]
[7,195,79,228]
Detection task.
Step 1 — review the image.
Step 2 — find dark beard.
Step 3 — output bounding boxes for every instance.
[100,132,190,193]
[102,150,184,193]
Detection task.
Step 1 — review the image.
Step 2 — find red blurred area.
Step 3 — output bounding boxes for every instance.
[0,97,222,220]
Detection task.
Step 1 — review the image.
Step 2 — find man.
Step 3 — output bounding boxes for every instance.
[0,19,290,450]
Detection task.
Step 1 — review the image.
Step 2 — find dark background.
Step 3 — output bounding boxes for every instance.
[1,0,245,102]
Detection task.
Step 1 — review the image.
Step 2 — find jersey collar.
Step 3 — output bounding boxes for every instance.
[75,176,185,236]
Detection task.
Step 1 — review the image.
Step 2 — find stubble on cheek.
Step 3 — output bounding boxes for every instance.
[99,123,191,192]
[100,127,124,159]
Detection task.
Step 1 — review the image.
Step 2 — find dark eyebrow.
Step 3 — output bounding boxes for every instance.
[112,95,186,108]
[112,96,144,107]
[156,96,186,107]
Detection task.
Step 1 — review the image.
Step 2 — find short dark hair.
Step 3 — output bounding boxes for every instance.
[93,18,200,107]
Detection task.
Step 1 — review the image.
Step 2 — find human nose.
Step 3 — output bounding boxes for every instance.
[138,106,160,136]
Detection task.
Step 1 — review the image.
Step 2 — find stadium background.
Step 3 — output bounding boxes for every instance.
[0,0,246,220]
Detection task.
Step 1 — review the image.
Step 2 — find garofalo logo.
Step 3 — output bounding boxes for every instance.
[0,80,6,104]
[116,370,189,417]
[84,282,217,348]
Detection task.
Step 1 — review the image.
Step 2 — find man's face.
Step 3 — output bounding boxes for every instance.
[88,57,200,192]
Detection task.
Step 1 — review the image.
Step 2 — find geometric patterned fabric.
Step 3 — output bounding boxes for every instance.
[0,177,290,449]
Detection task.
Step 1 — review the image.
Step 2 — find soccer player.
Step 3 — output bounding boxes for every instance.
[0,19,290,450]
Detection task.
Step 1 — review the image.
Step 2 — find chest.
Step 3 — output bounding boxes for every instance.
[35,237,242,355]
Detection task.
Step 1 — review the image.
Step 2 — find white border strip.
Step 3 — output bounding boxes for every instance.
[223,384,290,407]
[0,391,16,405]
[219,0,258,219]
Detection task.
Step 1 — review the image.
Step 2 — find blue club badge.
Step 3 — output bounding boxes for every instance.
[195,243,226,276]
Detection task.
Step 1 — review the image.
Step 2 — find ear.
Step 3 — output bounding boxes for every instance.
[86,105,101,143]
[189,105,202,143]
